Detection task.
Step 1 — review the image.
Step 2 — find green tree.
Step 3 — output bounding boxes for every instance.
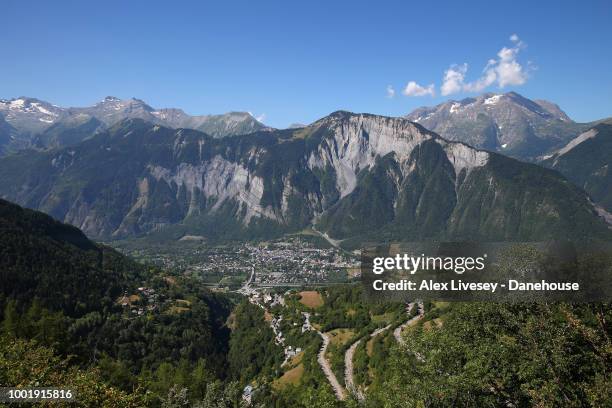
[1,299,19,337]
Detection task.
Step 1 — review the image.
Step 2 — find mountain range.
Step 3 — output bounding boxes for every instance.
[405,92,604,160]
[0,96,270,154]
[0,110,609,247]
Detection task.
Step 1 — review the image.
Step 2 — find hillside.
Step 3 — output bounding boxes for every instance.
[217,285,612,407]
[0,197,140,315]
[0,199,233,404]
[541,123,612,213]
[369,301,612,407]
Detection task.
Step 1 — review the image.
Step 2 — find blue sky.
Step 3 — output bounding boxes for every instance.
[2,0,611,128]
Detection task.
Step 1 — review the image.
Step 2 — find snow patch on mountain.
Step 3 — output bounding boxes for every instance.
[484,94,502,105]
[449,103,461,114]
[31,102,58,117]
[404,92,583,160]
[10,99,25,108]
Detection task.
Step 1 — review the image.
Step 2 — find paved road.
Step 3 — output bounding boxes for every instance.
[311,226,343,248]
[236,265,255,295]
[311,301,426,401]
[317,331,347,400]
[344,324,391,400]
[393,302,424,344]
[344,338,363,400]
[299,313,346,399]
[343,302,425,400]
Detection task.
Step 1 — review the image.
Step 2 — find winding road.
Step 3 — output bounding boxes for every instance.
[343,302,425,400]
[307,302,426,401]
[317,331,347,400]
[344,324,391,400]
[393,302,424,344]
[300,313,347,399]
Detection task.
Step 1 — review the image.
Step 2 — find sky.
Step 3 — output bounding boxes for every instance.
[2,0,611,128]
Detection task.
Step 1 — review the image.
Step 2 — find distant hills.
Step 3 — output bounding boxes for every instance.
[0,111,609,246]
[0,96,270,154]
[405,91,600,160]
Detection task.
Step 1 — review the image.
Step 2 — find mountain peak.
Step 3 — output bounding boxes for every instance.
[405,92,580,158]
[0,96,53,107]
[533,99,572,122]
[287,123,307,129]
[328,110,354,118]
[96,96,152,108]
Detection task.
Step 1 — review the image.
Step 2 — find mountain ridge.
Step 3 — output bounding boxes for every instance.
[541,123,612,213]
[0,95,271,153]
[0,111,609,246]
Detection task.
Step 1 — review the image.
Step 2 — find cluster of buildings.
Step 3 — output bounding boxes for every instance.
[215,238,358,289]
[301,312,313,333]
[117,286,160,317]
[246,289,302,367]
[245,239,355,286]
[116,237,358,288]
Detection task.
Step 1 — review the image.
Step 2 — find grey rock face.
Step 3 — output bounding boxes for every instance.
[405,92,587,159]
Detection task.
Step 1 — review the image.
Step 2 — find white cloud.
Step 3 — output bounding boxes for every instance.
[403,81,435,97]
[440,64,467,96]
[395,35,531,98]
[494,41,528,87]
[255,113,266,122]
[463,62,497,92]
[440,35,530,95]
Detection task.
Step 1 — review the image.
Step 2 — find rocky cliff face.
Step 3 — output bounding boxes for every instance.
[305,113,488,197]
[0,112,608,245]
